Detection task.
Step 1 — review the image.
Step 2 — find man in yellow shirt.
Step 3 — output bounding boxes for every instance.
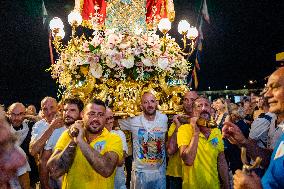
[166,91,198,189]
[177,97,229,189]
[47,99,123,189]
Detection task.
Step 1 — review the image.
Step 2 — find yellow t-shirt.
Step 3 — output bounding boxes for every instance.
[177,124,224,189]
[166,123,182,177]
[55,128,123,189]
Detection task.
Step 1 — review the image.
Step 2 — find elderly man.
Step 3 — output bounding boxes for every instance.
[0,105,27,189]
[166,91,198,189]
[29,97,63,189]
[7,102,38,188]
[119,92,168,189]
[47,99,123,189]
[177,96,229,189]
[223,67,284,189]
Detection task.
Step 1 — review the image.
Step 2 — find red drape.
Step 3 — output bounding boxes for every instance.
[81,0,167,25]
[81,0,107,25]
[146,0,167,24]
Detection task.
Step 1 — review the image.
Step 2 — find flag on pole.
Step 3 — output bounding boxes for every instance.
[42,0,48,25]
[202,0,210,23]
[192,66,199,89]
[190,0,211,89]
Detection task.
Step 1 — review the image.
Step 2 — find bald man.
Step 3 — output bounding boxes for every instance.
[7,103,39,188]
[29,97,64,189]
[166,91,198,189]
[223,67,284,189]
[119,92,168,189]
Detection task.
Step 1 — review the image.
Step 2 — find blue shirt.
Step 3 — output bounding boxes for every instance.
[262,133,284,188]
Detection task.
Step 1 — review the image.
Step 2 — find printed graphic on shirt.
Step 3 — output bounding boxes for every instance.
[137,127,165,165]
[274,141,284,160]
[210,138,219,147]
[93,141,106,153]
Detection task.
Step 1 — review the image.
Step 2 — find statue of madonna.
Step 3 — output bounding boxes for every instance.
[75,0,175,32]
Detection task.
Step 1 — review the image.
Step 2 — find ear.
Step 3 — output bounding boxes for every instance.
[80,111,84,119]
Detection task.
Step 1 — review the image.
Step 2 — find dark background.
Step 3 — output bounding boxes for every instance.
[0,0,284,108]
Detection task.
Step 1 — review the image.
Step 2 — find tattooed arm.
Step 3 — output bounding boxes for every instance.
[77,138,119,178]
[47,140,77,178]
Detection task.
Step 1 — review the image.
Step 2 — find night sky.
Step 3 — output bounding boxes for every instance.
[0,0,284,108]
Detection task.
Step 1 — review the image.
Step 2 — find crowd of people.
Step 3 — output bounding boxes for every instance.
[0,67,284,189]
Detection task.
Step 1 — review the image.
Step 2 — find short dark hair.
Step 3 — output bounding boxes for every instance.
[89,98,106,108]
[63,98,84,112]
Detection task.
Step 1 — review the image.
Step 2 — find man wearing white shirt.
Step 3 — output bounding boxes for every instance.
[119,92,168,189]
[29,97,63,189]
[7,102,37,188]
[105,108,128,189]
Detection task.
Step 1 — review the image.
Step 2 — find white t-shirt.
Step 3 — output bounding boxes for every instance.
[31,119,66,151]
[31,119,49,142]
[111,130,128,189]
[119,111,168,172]
[45,126,67,151]
[111,130,128,154]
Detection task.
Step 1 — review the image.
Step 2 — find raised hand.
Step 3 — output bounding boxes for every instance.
[190,116,200,134]
[70,120,85,143]
[173,114,182,128]
[50,116,64,130]
[222,121,246,145]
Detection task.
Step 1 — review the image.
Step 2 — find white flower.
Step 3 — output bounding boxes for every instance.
[87,56,99,65]
[134,47,142,55]
[106,57,116,68]
[89,63,103,78]
[106,49,118,57]
[107,33,120,45]
[91,35,103,47]
[141,57,152,67]
[75,56,87,65]
[121,56,134,68]
[119,41,131,49]
[157,57,169,70]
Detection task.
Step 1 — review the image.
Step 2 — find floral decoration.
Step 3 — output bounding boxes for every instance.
[51,29,191,89]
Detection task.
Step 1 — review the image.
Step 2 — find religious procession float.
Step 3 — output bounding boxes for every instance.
[49,0,199,116]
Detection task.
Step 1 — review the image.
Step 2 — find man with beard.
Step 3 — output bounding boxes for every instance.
[177,97,229,189]
[42,98,84,188]
[118,92,168,189]
[166,91,198,189]
[0,106,27,189]
[7,102,38,188]
[47,99,123,189]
